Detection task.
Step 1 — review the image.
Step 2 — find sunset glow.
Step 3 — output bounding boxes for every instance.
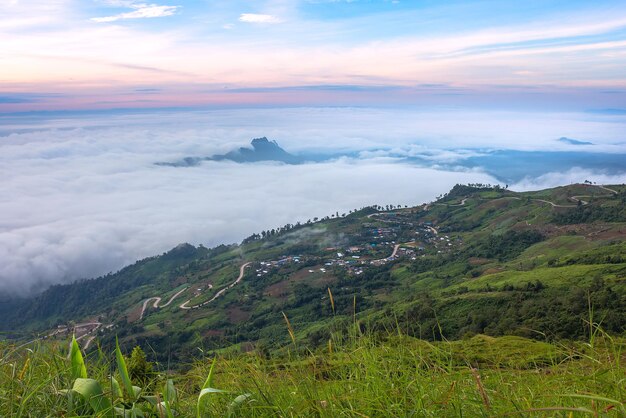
[2,0,626,112]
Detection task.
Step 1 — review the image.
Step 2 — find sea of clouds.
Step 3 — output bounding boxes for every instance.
[1,107,625,296]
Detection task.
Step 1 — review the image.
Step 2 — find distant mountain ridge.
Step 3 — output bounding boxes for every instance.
[155,138,626,185]
[558,137,594,146]
[156,137,304,167]
[214,137,303,164]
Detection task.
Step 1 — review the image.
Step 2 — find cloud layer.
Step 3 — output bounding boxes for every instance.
[1,107,625,297]
[0,108,486,296]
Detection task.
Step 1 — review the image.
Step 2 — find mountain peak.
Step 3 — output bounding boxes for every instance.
[156,137,303,167]
[558,137,593,146]
[251,136,275,146]
[216,137,302,164]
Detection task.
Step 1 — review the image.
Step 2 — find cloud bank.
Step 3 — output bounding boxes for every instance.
[0,109,489,296]
[0,107,624,297]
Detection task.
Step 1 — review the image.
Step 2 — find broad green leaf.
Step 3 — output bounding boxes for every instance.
[199,387,227,398]
[197,387,228,417]
[114,406,146,418]
[163,379,177,418]
[131,406,145,418]
[227,393,252,417]
[164,379,177,403]
[70,335,87,380]
[115,337,136,402]
[72,378,114,417]
[114,407,128,417]
[197,360,225,418]
[142,395,158,407]
[109,376,123,399]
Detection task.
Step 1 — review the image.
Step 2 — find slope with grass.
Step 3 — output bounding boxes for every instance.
[1,183,625,365]
[1,327,624,416]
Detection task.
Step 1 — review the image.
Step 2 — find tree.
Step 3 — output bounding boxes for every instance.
[128,346,153,387]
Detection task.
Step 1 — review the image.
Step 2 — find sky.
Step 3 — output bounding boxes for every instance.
[1,1,626,296]
[1,0,626,112]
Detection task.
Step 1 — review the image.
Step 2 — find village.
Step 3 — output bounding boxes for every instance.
[253,213,463,280]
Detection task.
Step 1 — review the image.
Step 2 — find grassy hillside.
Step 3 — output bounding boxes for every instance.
[1,183,624,364]
[1,327,624,416]
[1,183,625,416]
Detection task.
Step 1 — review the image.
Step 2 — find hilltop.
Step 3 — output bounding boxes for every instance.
[212,137,303,164]
[155,137,303,167]
[1,183,625,363]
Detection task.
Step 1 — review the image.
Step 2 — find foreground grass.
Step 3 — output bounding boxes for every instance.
[1,330,624,417]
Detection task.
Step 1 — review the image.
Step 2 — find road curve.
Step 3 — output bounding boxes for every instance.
[435,198,467,207]
[371,243,404,264]
[597,185,618,194]
[389,244,401,258]
[139,286,188,320]
[83,336,96,350]
[180,262,252,310]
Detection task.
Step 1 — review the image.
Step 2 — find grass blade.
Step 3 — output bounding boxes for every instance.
[115,337,136,402]
[197,360,226,418]
[70,335,87,380]
[282,311,296,344]
[203,359,216,390]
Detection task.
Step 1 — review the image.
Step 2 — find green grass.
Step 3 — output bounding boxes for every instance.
[3,182,625,416]
[2,324,624,417]
[446,264,626,292]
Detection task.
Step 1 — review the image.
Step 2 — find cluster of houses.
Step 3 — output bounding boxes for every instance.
[252,216,462,281]
[255,255,302,277]
[396,246,417,259]
[415,224,460,254]
[368,226,398,240]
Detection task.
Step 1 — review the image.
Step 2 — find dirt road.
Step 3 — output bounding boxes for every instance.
[139,287,189,320]
[180,262,251,310]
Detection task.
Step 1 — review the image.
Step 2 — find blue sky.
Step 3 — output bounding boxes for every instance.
[1,0,626,112]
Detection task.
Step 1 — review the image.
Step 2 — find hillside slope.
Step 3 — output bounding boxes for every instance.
[2,183,625,362]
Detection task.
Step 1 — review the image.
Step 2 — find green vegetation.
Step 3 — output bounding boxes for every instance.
[1,324,624,416]
[1,183,625,415]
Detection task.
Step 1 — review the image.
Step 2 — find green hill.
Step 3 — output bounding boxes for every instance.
[2,183,625,364]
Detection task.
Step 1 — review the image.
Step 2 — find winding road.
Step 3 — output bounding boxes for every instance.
[435,198,468,207]
[448,184,619,209]
[135,263,253,315]
[179,262,252,310]
[83,336,96,350]
[597,185,618,194]
[139,287,189,320]
[371,243,403,264]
